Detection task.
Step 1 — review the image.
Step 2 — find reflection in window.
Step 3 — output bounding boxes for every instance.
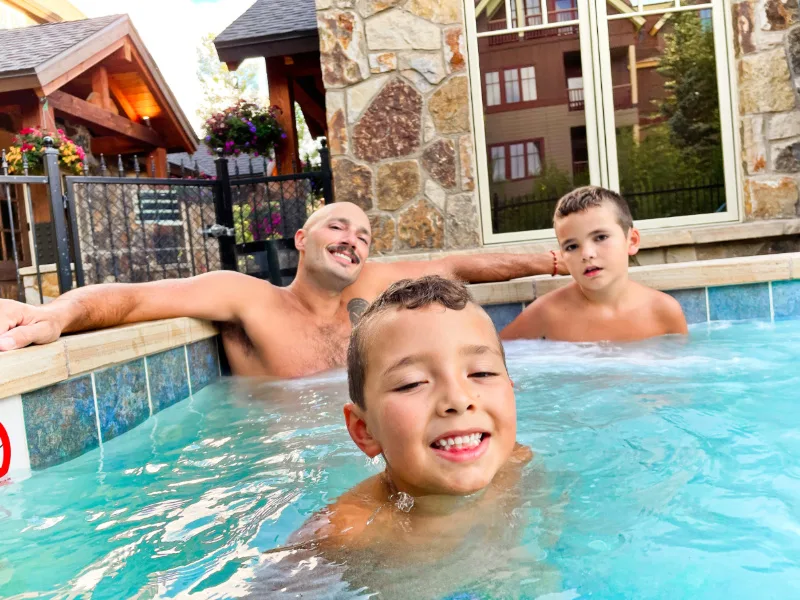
[504,69,521,103]
[510,0,542,25]
[485,71,501,106]
[521,67,537,101]
[491,146,506,181]
[510,143,526,179]
[526,141,542,176]
[700,8,712,31]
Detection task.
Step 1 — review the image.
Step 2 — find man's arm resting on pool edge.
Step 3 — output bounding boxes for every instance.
[0,271,263,351]
[363,251,566,289]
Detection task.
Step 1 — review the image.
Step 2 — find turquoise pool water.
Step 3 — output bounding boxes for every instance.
[2,320,800,598]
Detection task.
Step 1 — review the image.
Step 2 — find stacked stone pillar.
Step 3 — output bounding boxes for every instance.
[316,0,480,254]
[734,0,800,219]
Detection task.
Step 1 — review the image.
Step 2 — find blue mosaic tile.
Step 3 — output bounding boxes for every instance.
[667,288,708,325]
[772,280,800,321]
[22,376,98,470]
[482,303,524,332]
[147,347,190,413]
[188,338,220,394]
[94,359,149,442]
[708,283,771,322]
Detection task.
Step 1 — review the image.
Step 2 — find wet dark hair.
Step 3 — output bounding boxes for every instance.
[554,186,633,233]
[347,276,505,409]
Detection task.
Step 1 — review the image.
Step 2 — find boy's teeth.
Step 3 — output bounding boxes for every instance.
[435,433,483,450]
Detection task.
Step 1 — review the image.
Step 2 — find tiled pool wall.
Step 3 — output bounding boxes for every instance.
[483,280,800,331]
[0,337,220,474]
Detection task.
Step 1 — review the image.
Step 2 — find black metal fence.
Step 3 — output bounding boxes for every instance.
[0,138,333,303]
[491,179,726,234]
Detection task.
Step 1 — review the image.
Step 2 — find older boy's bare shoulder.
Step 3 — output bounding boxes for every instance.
[630,282,688,334]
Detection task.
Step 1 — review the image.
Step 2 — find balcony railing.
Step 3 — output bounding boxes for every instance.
[486,8,579,46]
[568,87,584,111]
[567,84,634,112]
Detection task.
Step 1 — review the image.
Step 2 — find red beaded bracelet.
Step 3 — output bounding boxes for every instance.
[549,250,558,277]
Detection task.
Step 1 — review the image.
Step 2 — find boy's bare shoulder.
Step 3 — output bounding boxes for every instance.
[288,476,384,549]
[630,282,688,333]
[500,284,578,340]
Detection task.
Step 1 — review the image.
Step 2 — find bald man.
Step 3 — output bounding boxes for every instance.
[0,203,561,378]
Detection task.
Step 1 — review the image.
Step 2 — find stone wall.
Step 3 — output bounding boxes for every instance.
[735,0,800,220]
[316,0,481,254]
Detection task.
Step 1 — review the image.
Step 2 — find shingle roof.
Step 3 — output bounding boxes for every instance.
[215,0,317,45]
[168,143,272,177]
[0,15,124,75]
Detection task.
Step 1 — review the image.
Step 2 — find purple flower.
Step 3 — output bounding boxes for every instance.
[205,135,211,142]
[281,133,287,140]
[245,142,250,147]
[253,151,259,157]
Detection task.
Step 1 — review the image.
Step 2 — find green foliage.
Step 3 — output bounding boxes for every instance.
[657,11,720,168]
[530,162,576,202]
[196,33,260,122]
[203,101,284,157]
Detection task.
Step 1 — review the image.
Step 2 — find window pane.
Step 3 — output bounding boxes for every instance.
[527,142,542,175]
[510,143,525,179]
[520,66,537,101]
[476,0,587,234]
[491,146,506,181]
[504,69,520,103]
[606,6,726,220]
[485,71,501,106]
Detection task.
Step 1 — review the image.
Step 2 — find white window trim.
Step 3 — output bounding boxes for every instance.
[464,0,742,244]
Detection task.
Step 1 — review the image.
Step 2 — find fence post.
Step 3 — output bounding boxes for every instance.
[42,137,72,294]
[212,150,237,271]
[319,139,334,205]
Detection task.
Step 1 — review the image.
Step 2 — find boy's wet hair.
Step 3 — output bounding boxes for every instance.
[347,275,505,410]
[554,186,633,233]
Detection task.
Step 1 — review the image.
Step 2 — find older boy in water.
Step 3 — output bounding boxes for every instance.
[502,186,687,342]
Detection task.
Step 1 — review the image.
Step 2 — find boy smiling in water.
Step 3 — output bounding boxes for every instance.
[502,186,687,342]
[290,276,530,551]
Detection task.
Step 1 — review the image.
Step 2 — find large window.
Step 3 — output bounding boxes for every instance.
[469,0,736,241]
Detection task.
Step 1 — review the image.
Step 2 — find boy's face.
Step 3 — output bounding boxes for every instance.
[554,202,640,290]
[345,304,517,497]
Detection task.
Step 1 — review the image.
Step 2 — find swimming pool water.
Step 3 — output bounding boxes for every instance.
[2,320,800,599]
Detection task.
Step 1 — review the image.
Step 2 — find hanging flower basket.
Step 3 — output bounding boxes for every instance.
[203,101,285,157]
[5,128,86,176]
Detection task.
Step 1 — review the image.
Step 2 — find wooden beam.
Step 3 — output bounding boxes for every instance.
[121,39,132,62]
[91,66,112,111]
[292,81,326,136]
[91,136,149,156]
[146,148,168,178]
[40,37,126,96]
[126,43,195,152]
[48,90,163,146]
[266,57,300,174]
[108,78,138,122]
